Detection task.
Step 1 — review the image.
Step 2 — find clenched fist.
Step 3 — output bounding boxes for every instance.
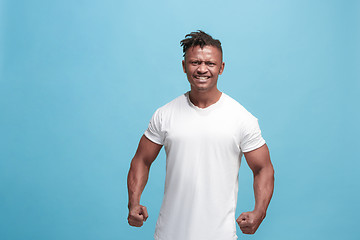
[236,210,265,234]
[128,205,148,227]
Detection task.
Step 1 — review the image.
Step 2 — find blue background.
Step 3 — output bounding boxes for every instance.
[1,0,359,239]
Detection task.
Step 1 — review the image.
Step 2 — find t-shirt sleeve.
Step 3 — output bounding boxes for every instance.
[144,109,165,145]
[239,116,266,153]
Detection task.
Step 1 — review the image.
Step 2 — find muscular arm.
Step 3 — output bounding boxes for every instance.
[237,144,274,234]
[127,135,162,227]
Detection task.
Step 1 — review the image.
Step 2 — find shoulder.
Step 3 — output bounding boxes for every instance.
[221,93,256,121]
[152,93,187,116]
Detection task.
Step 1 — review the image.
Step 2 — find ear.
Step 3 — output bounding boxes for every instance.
[219,62,225,75]
[182,60,186,73]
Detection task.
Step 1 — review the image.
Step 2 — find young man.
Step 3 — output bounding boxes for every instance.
[127,30,274,240]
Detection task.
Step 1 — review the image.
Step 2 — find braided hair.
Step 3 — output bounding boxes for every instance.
[180,30,222,58]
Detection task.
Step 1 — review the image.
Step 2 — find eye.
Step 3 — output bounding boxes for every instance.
[207,62,215,66]
[191,61,200,65]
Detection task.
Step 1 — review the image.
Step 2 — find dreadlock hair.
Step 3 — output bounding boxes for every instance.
[180,30,222,58]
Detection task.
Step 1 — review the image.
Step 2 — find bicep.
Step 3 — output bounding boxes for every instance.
[133,135,163,167]
[243,144,272,174]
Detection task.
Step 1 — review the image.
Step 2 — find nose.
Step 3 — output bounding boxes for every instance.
[197,62,208,74]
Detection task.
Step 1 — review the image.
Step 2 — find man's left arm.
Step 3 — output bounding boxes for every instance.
[237,144,275,234]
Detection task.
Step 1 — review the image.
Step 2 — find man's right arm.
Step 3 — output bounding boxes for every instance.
[127,135,162,227]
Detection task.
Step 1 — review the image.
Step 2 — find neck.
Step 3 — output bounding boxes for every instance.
[189,88,222,108]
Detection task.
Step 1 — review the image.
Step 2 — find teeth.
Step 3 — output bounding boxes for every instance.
[196,77,209,80]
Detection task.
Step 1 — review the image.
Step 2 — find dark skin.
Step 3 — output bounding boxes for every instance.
[127,136,161,227]
[182,45,224,108]
[237,144,274,234]
[127,45,275,234]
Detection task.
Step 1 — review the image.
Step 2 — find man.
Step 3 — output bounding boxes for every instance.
[127,30,274,240]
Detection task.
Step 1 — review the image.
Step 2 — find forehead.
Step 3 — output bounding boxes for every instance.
[185,45,222,60]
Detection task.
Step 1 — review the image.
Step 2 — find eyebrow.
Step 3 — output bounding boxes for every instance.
[188,59,217,63]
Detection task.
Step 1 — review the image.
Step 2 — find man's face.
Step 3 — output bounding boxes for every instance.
[182,45,225,92]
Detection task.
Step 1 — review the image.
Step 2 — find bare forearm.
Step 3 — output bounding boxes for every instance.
[127,159,150,209]
[253,166,274,217]
[239,145,274,234]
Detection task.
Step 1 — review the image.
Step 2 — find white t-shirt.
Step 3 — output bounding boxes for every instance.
[144,92,265,240]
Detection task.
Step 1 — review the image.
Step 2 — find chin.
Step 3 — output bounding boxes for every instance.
[194,86,210,92]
